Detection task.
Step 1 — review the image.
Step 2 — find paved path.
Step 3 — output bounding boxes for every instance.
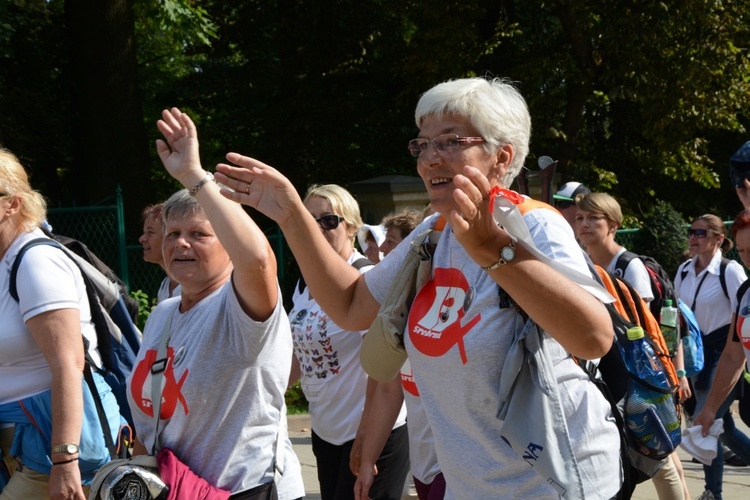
[288,406,750,499]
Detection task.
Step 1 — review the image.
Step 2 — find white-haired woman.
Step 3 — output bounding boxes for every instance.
[125,108,304,499]
[215,77,621,498]
[288,183,409,499]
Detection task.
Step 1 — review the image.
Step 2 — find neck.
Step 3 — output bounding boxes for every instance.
[179,269,231,312]
[588,239,621,268]
[694,251,715,273]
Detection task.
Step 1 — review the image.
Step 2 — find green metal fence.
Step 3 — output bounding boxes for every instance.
[47,187,129,288]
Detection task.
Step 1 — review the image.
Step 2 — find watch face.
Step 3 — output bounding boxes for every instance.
[501,245,515,261]
[66,444,78,453]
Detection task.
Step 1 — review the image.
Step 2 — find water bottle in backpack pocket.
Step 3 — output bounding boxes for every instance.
[621,326,681,459]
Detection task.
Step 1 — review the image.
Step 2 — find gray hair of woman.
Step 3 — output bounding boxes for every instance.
[304,184,364,242]
[414,77,532,188]
[0,148,47,231]
[162,188,204,224]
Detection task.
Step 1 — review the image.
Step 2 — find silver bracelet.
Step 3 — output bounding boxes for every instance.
[188,172,215,197]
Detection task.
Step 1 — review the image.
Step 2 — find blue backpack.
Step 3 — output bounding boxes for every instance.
[10,237,142,458]
[677,298,704,377]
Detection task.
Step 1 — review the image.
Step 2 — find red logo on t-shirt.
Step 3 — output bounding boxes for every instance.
[407,267,481,364]
[736,313,750,352]
[400,359,419,397]
[130,348,189,418]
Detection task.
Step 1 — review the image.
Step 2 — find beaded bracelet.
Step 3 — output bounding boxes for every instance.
[52,457,79,466]
[189,172,215,196]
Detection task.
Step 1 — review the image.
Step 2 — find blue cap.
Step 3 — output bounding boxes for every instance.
[729,141,750,187]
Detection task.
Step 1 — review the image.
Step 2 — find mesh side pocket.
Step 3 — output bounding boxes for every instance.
[624,380,681,459]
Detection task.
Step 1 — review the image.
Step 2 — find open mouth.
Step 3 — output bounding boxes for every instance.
[430,177,452,186]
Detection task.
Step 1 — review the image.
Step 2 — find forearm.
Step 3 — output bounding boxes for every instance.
[701,343,746,417]
[49,367,84,457]
[279,208,377,330]
[358,378,404,469]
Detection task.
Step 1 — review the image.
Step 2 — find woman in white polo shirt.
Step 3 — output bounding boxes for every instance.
[675,213,750,500]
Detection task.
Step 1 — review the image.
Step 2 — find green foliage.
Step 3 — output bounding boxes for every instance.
[130,289,157,331]
[633,201,688,277]
[285,381,309,415]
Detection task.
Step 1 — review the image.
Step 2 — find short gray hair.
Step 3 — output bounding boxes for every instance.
[162,189,204,229]
[415,77,531,187]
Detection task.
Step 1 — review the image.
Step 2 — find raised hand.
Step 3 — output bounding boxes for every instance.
[215,153,303,226]
[155,108,203,183]
[449,165,509,266]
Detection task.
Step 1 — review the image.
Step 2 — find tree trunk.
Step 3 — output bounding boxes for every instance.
[65,0,150,234]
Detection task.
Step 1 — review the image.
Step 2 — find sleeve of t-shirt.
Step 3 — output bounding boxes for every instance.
[725,260,748,312]
[365,215,437,305]
[623,258,655,303]
[16,245,84,323]
[224,280,291,361]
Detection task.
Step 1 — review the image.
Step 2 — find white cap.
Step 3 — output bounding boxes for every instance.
[553,182,591,202]
[357,224,386,251]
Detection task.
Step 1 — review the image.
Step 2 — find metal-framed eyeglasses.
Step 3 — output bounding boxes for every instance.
[315,214,344,231]
[408,134,485,157]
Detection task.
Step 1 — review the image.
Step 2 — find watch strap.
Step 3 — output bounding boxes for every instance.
[482,238,517,272]
[51,443,79,455]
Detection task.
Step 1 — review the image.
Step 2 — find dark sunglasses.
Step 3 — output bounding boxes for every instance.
[315,214,343,231]
[687,228,713,238]
[556,201,574,210]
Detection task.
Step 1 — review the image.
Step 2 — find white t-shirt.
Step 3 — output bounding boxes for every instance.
[126,281,305,497]
[675,251,747,335]
[400,360,440,484]
[0,229,98,404]
[289,251,406,445]
[365,211,621,499]
[608,248,654,303]
[156,277,181,304]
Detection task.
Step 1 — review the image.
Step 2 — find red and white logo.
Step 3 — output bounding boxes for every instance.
[130,348,190,419]
[407,267,480,364]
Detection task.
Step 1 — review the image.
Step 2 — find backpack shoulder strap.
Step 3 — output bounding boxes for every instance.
[720,258,730,300]
[9,238,62,302]
[517,197,555,215]
[614,251,637,278]
[352,257,375,270]
[736,279,750,309]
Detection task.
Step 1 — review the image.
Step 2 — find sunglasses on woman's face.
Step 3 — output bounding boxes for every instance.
[687,228,713,238]
[555,201,574,210]
[315,214,343,231]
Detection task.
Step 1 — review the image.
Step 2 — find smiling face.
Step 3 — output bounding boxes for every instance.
[305,196,355,261]
[415,113,507,215]
[139,215,164,265]
[162,211,231,289]
[575,209,616,247]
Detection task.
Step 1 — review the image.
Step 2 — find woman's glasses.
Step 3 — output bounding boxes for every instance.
[555,201,574,210]
[687,228,713,238]
[315,214,343,231]
[407,134,485,157]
